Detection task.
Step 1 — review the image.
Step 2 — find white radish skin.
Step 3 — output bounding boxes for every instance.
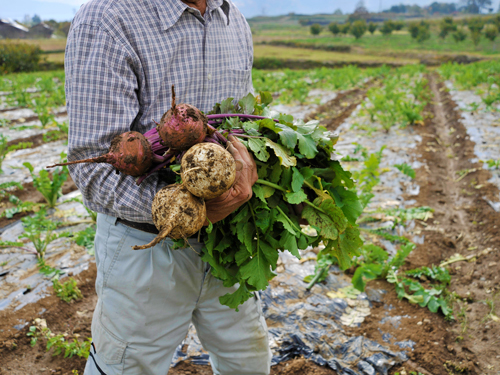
[132,184,206,250]
[181,143,236,200]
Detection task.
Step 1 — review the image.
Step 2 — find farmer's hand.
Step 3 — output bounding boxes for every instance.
[205,135,258,224]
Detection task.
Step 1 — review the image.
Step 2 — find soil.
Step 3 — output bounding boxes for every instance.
[1,74,499,374]
[305,83,375,131]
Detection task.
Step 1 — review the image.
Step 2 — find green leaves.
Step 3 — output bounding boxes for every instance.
[200,92,365,309]
[395,162,416,179]
[24,161,68,208]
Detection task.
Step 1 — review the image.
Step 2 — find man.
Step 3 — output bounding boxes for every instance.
[65,0,272,373]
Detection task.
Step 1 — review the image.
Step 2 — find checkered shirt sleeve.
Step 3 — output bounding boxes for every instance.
[65,0,253,223]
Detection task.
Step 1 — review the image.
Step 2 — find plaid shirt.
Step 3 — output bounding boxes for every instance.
[65,0,253,223]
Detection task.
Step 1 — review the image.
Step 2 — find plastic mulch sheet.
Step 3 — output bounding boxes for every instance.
[172,251,413,375]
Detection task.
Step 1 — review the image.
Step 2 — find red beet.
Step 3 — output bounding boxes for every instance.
[47,131,154,177]
[157,85,208,151]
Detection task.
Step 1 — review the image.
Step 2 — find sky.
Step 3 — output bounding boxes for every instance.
[0,0,498,22]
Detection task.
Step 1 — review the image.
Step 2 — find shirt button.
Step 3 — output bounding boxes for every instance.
[208,73,212,80]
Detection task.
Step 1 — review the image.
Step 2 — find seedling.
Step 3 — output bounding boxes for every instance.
[52,277,83,303]
[24,161,68,208]
[20,209,60,259]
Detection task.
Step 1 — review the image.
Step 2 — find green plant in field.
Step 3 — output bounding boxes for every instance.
[27,322,91,359]
[0,181,23,199]
[368,22,377,34]
[352,242,415,291]
[32,95,55,128]
[0,134,8,174]
[394,163,416,179]
[484,25,498,41]
[328,22,340,36]
[0,43,42,74]
[468,17,485,46]
[439,17,457,39]
[350,20,367,40]
[20,209,60,259]
[38,258,64,278]
[387,267,454,319]
[408,21,430,43]
[24,161,68,208]
[485,159,500,169]
[73,226,97,252]
[43,121,69,143]
[351,146,385,208]
[339,23,350,35]
[380,20,395,35]
[52,277,83,303]
[310,23,323,35]
[452,28,468,43]
[1,195,44,219]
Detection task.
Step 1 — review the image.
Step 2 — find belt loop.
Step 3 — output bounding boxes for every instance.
[105,214,118,226]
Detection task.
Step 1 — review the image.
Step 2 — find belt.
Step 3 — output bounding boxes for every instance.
[116,218,159,234]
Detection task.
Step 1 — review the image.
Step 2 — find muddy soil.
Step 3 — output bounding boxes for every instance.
[305,83,375,131]
[407,74,500,373]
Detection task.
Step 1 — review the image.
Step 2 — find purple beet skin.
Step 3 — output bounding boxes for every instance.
[47,131,154,177]
[157,85,208,151]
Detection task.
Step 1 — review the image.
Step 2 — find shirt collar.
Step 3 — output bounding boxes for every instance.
[157,0,231,30]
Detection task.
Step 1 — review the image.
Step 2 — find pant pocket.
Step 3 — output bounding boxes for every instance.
[92,317,128,372]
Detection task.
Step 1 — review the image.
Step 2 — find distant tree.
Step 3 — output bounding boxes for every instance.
[428,2,457,14]
[485,24,499,41]
[339,23,351,36]
[380,20,395,35]
[354,0,369,14]
[452,28,468,42]
[468,17,485,45]
[58,21,72,36]
[393,20,405,30]
[31,14,41,25]
[408,20,430,42]
[45,19,58,29]
[368,22,378,34]
[439,17,457,38]
[328,22,340,36]
[310,23,323,35]
[460,0,492,13]
[350,20,368,39]
[386,4,408,13]
[417,23,431,42]
[408,22,420,39]
[334,8,343,15]
[299,19,310,27]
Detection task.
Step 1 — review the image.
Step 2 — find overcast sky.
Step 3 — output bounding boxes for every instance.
[1,0,498,22]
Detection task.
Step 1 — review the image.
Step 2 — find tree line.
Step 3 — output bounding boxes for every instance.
[308,16,500,45]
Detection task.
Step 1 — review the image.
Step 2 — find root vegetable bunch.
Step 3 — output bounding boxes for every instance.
[132,143,236,250]
[48,90,364,311]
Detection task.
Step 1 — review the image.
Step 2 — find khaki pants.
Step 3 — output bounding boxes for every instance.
[84,214,271,375]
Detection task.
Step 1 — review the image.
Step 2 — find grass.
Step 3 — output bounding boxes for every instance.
[254,45,418,64]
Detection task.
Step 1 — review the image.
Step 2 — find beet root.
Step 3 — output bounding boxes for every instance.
[157,85,208,151]
[181,143,236,200]
[132,184,206,250]
[47,131,154,177]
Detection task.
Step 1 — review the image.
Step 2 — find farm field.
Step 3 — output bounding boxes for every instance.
[0,60,499,375]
